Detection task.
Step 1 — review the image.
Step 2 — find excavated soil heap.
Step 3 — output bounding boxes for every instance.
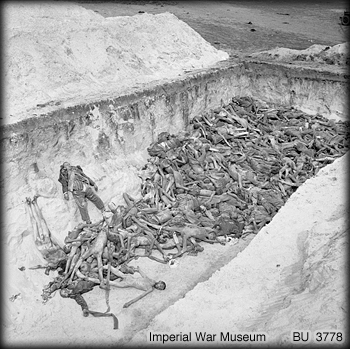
[248,42,349,66]
[4,2,228,124]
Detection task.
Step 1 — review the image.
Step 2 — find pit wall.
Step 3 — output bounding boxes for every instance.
[242,60,348,121]
[2,59,348,250]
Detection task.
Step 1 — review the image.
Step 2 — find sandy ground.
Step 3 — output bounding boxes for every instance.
[3,1,349,347]
[78,0,349,57]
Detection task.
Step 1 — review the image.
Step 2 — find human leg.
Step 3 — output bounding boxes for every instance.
[73,191,91,223]
[76,272,101,285]
[108,279,130,288]
[85,186,104,211]
[64,244,81,276]
[103,265,126,279]
[67,245,91,282]
[26,197,66,273]
[73,294,90,317]
[189,237,204,252]
[28,197,46,241]
[25,198,43,242]
[60,280,94,317]
[32,195,51,238]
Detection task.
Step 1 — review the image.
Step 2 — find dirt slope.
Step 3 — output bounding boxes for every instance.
[4,2,228,124]
[249,42,349,65]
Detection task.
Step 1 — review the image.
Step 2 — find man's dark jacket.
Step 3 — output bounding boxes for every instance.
[58,165,95,194]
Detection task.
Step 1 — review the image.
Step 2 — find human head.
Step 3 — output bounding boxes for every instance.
[80,261,91,274]
[118,205,126,215]
[63,243,72,254]
[154,281,166,290]
[63,162,71,170]
[208,232,216,240]
[56,259,67,275]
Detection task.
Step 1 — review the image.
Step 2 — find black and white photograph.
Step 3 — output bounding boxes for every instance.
[2,0,349,346]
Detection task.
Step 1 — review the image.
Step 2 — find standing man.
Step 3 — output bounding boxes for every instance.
[58,162,106,224]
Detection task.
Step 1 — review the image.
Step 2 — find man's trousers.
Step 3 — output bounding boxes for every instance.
[73,186,104,223]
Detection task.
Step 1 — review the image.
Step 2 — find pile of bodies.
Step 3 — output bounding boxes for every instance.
[30,96,348,324]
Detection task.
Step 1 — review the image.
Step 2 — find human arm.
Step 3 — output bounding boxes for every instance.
[123,288,153,308]
[68,170,75,193]
[102,265,126,279]
[133,266,149,279]
[58,167,69,199]
[76,269,101,284]
[77,166,97,189]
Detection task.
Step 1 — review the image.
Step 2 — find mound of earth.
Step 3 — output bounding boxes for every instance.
[248,42,349,65]
[4,2,228,125]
